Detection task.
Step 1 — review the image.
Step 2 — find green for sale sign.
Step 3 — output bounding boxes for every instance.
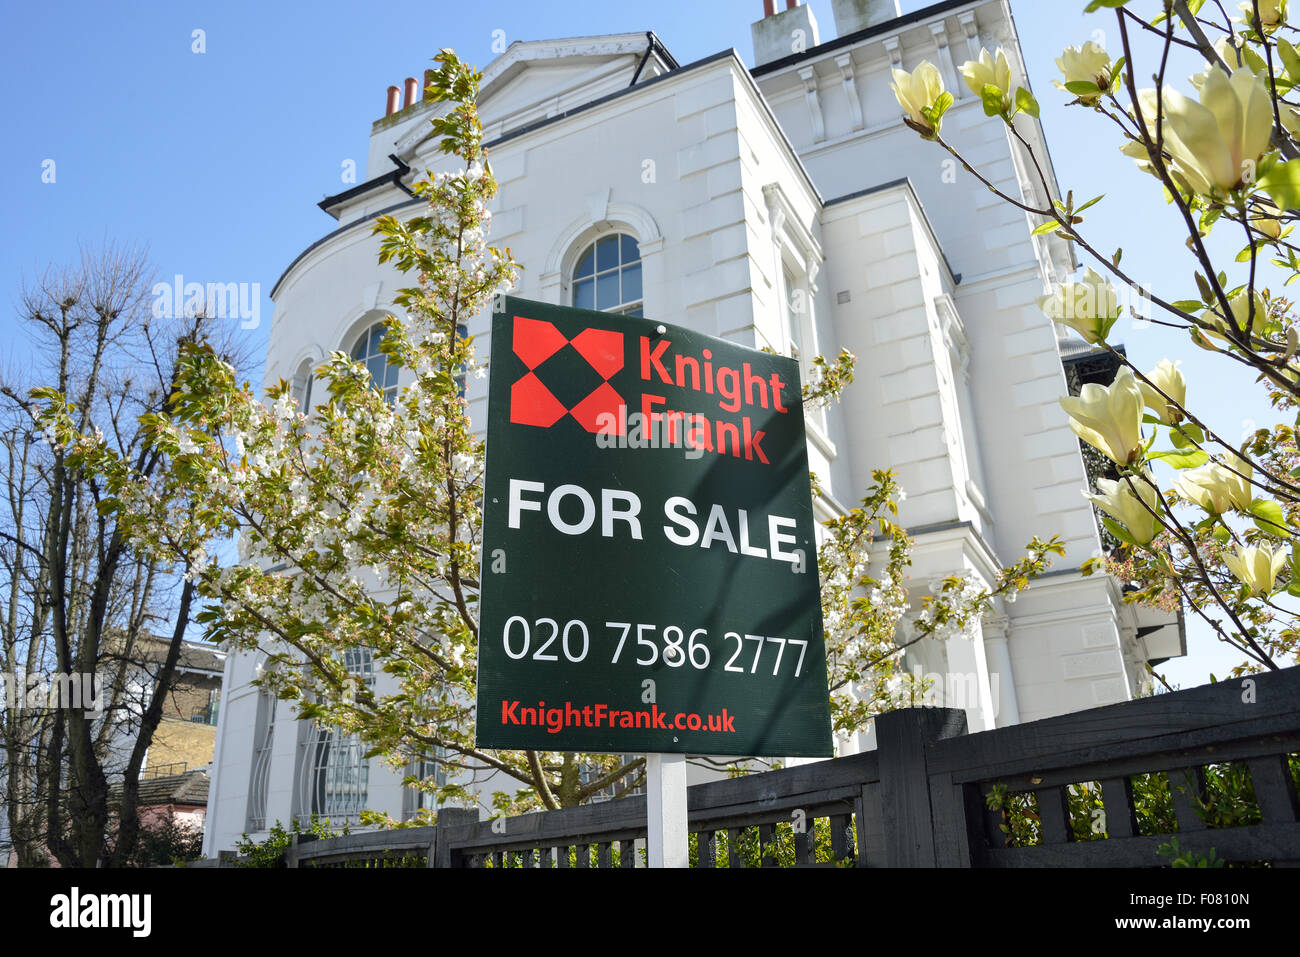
[475,296,831,757]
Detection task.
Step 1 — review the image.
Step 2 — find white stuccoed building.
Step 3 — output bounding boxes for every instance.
[202,0,1183,856]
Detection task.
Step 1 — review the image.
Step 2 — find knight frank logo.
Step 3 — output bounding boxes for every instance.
[509,315,626,434]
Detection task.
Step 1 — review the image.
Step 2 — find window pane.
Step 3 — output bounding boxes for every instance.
[575,248,595,278]
[596,236,619,272]
[621,263,642,304]
[351,334,367,359]
[596,271,620,310]
[384,362,400,388]
[784,270,802,355]
[574,278,594,310]
[368,355,386,384]
[368,325,384,355]
[620,234,640,264]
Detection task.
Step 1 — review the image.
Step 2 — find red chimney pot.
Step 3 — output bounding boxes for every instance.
[403,76,418,109]
[385,85,401,116]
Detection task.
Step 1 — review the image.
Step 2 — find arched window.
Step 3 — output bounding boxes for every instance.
[291,359,315,413]
[350,322,400,403]
[572,234,642,316]
[296,648,374,826]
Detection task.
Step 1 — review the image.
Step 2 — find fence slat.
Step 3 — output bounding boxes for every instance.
[829,812,853,864]
[794,819,814,865]
[727,828,742,868]
[759,823,776,867]
[1100,777,1137,839]
[1247,755,1300,824]
[597,842,612,868]
[1169,767,1208,832]
[1036,787,1071,845]
[856,783,885,867]
[698,830,716,868]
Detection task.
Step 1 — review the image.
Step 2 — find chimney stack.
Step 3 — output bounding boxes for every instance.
[830,0,902,37]
[752,0,820,68]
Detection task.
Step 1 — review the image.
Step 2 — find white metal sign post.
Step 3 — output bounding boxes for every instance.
[646,753,688,867]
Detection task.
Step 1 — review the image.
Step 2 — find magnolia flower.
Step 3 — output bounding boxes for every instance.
[1038,268,1121,343]
[1054,42,1112,104]
[1175,454,1254,513]
[1238,0,1286,32]
[1223,542,1287,595]
[890,61,947,137]
[1138,359,1187,425]
[1133,67,1273,199]
[1248,197,1290,240]
[1085,472,1161,545]
[1119,137,1159,177]
[961,48,1014,110]
[1059,366,1146,466]
[1196,288,1269,350]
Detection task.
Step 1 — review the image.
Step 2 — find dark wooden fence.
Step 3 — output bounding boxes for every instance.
[209,665,1300,868]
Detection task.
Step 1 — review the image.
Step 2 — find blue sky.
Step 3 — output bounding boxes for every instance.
[0,1,1283,687]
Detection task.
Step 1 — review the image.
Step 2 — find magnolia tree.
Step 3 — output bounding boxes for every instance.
[891,0,1300,677]
[37,52,1060,817]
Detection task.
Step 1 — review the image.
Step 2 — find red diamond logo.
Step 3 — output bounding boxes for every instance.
[510,372,567,428]
[512,316,568,370]
[569,382,626,434]
[570,327,624,380]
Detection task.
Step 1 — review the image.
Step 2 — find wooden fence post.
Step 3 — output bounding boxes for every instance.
[428,807,479,867]
[873,706,968,867]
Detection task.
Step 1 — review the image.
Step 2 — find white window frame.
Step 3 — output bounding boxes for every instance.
[569,232,644,316]
[763,183,826,432]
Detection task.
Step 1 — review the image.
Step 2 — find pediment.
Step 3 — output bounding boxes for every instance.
[394,33,659,158]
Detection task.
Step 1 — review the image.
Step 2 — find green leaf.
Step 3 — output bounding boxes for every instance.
[1063,80,1100,96]
[1031,219,1061,236]
[1259,159,1300,213]
[931,90,954,121]
[1172,423,1205,446]
[981,83,1006,117]
[1170,299,1203,313]
[1014,86,1040,118]
[1280,38,1300,82]
[1074,193,1104,214]
[1249,498,1288,535]
[1195,272,1215,304]
[1148,448,1211,469]
[1213,525,1232,544]
[1084,0,1130,9]
[1101,516,1138,546]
